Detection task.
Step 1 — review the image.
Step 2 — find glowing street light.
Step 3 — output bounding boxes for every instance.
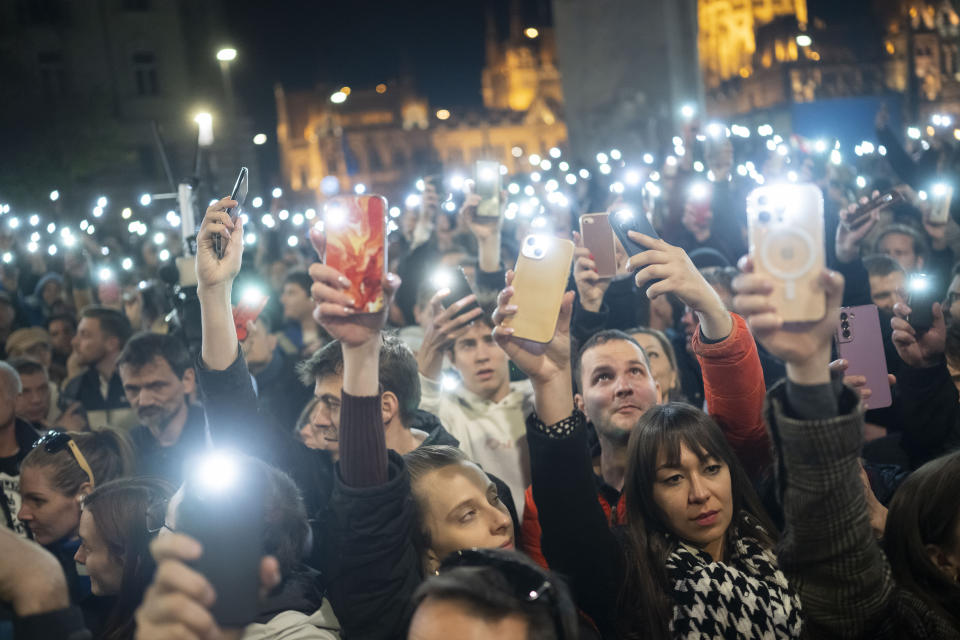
[330,91,347,104]
[796,34,812,47]
[253,133,267,145]
[140,193,152,206]
[436,109,451,120]
[216,48,237,62]
[49,190,59,202]
[195,112,214,146]
[524,27,539,39]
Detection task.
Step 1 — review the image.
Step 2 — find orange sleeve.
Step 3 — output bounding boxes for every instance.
[520,486,550,569]
[691,312,772,479]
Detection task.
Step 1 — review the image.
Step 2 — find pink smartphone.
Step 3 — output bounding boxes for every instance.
[836,304,892,409]
[579,213,617,278]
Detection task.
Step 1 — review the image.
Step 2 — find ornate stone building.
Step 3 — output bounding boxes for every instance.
[275,6,567,201]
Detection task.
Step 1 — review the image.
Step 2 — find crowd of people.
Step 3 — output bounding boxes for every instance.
[0,103,959,640]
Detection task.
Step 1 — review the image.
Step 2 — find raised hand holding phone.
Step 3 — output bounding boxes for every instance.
[214,167,248,260]
[891,299,946,370]
[733,255,843,385]
[196,197,243,294]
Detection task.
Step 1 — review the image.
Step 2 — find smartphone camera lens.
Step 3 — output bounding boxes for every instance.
[526,237,536,246]
[533,248,544,258]
[840,312,848,321]
[758,211,771,224]
[841,329,851,338]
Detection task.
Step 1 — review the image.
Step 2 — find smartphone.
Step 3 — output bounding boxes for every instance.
[579,213,617,278]
[746,184,826,323]
[232,294,269,342]
[177,453,264,628]
[930,184,953,224]
[475,161,501,219]
[844,190,903,230]
[435,266,480,317]
[836,305,892,409]
[322,195,387,313]
[215,167,249,259]
[609,207,660,257]
[907,272,937,333]
[506,235,574,343]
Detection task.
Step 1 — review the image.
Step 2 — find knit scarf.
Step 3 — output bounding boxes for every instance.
[666,534,802,639]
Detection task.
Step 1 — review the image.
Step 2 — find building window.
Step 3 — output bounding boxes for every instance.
[132,51,158,96]
[123,0,151,10]
[38,51,65,96]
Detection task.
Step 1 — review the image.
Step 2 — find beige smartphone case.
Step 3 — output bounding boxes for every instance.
[746,184,826,323]
[507,235,575,343]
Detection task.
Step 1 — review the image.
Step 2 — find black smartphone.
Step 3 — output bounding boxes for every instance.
[907,272,938,334]
[845,190,903,230]
[177,452,264,628]
[215,167,249,259]
[436,266,480,317]
[610,207,660,257]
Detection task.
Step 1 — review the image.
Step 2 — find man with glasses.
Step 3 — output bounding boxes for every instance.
[0,362,40,536]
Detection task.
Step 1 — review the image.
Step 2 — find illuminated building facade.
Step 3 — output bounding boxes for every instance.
[275,5,567,201]
[701,0,960,120]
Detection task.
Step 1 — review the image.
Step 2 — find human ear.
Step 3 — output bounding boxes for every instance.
[423,548,441,576]
[181,368,197,396]
[574,393,585,413]
[926,543,960,582]
[381,391,400,427]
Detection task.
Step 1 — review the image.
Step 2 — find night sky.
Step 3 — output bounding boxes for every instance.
[226,0,874,136]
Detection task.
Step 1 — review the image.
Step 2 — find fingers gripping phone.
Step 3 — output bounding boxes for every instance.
[215,167,249,259]
[178,452,265,628]
[609,207,660,257]
[322,195,387,312]
[836,305,892,409]
[907,272,937,334]
[475,161,501,219]
[930,183,953,224]
[506,235,574,343]
[845,190,903,230]
[579,213,617,278]
[747,184,826,323]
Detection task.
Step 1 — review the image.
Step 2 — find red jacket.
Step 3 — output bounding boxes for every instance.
[521,312,770,567]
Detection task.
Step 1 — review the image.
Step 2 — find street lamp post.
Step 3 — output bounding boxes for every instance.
[216,47,237,112]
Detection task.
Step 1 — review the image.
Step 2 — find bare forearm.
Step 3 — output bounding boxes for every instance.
[342,339,380,397]
[477,234,501,273]
[199,283,238,371]
[696,300,734,342]
[532,370,575,426]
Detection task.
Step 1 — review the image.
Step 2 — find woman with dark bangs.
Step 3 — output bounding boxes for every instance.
[492,276,801,638]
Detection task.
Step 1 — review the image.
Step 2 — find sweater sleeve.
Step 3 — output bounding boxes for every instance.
[339,390,388,488]
[326,451,420,640]
[691,312,771,478]
[768,380,895,638]
[527,411,623,638]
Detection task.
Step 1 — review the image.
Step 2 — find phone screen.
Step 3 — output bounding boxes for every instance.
[436,266,480,317]
[908,272,937,332]
[323,195,387,312]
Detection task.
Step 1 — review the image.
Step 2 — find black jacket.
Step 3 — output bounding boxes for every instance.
[195,352,521,590]
[253,347,314,435]
[129,404,209,486]
[0,418,40,534]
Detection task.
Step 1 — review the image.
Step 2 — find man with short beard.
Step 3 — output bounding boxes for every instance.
[117,332,205,485]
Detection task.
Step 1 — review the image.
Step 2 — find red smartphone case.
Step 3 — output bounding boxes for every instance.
[323,195,387,313]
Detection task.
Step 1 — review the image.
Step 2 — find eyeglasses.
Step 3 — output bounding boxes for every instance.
[34,431,95,489]
[438,549,570,638]
[145,498,174,534]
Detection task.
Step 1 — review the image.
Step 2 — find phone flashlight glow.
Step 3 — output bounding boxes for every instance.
[431,269,452,290]
[932,183,950,197]
[908,273,930,293]
[193,451,239,493]
[241,286,264,306]
[324,203,347,228]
